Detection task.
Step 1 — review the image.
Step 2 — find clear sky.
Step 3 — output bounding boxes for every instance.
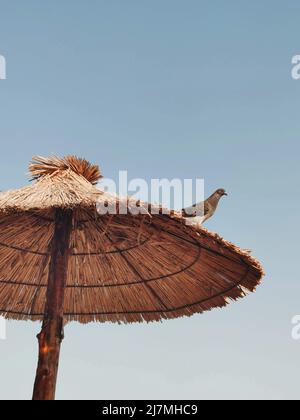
[0,0,300,400]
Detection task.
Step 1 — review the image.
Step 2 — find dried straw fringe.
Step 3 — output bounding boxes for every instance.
[0,208,264,324]
[29,155,102,185]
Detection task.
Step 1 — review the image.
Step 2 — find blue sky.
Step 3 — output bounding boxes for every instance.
[0,0,300,399]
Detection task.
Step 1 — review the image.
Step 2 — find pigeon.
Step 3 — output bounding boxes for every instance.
[182,188,227,227]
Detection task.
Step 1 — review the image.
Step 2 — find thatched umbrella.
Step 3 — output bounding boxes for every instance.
[0,156,264,400]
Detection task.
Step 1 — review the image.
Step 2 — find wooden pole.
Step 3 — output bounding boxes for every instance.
[32,208,73,401]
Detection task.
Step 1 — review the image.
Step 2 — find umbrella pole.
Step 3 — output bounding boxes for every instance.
[32,208,73,401]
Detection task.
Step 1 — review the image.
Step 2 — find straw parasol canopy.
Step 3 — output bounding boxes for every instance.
[0,155,264,324]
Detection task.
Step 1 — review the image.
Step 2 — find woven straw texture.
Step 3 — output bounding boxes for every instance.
[0,156,264,323]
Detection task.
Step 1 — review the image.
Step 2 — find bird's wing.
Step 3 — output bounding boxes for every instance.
[183,200,209,217]
[204,200,210,215]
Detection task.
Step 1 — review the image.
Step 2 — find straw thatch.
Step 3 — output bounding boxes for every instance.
[0,156,264,324]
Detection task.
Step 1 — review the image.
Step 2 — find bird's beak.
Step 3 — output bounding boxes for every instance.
[223,192,228,196]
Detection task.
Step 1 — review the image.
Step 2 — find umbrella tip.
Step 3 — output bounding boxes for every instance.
[29,155,102,185]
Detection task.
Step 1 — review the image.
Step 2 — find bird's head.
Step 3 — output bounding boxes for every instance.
[215,188,228,197]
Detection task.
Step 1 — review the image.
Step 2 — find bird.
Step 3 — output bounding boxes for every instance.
[182,188,227,227]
